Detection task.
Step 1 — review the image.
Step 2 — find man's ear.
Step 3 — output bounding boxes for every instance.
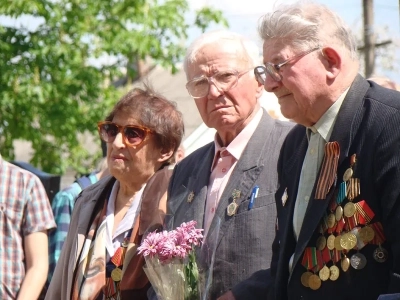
[158,148,174,163]
[321,47,341,79]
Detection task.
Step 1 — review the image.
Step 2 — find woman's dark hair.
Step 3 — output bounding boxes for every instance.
[105,86,184,165]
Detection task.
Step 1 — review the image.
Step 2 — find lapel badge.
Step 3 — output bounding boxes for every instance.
[187,191,195,203]
[227,189,241,217]
[282,188,288,206]
[232,189,241,200]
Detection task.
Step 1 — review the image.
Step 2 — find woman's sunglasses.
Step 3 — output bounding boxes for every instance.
[97,121,152,147]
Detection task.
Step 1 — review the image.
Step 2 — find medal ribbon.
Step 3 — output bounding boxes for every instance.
[371,222,386,245]
[322,246,331,264]
[331,248,341,263]
[315,142,340,200]
[346,178,360,201]
[354,200,375,225]
[335,217,345,233]
[336,182,347,204]
[345,215,358,231]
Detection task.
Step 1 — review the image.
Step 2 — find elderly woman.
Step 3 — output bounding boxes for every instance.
[46,87,184,300]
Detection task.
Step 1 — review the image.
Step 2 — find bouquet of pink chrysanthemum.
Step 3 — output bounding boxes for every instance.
[138,220,214,300]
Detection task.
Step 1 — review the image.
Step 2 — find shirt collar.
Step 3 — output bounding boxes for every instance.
[211,108,263,170]
[308,88,349,142]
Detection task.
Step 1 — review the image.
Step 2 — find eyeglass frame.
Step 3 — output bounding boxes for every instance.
[254,47,321,83]
[185,68,253,99]
[97,121,153,147]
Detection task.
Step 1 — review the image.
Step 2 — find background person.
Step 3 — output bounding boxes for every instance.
[163,30,293,299]
[46,86,184,300]
[0,154,56,300]
[368,75,397,90]
[233,2,400,299]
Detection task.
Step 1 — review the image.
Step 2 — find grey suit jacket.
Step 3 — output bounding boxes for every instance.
[166,109,293,299]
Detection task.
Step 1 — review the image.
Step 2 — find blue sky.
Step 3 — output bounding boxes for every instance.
[187,0,400,81]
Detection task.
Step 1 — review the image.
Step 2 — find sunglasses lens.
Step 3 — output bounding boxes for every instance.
[124,126,146,146]
[99,123,118,142]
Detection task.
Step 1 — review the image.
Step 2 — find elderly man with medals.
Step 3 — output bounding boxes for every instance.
[219,2,400,300]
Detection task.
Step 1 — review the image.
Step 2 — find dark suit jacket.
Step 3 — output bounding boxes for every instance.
[166,110,293,299]
[237,75,400,300]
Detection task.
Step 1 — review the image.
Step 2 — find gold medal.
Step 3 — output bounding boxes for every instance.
[308,274,322,290]
[335,206,343,221]
[327,234,336,250]
[111,267,123,282]
[327,213,336,228]
[340,232,357,250]
[343,168,353,182]
[301,271,313,287]
[334,235,343,250]
[358,226,375,243]
[316,236,327,251]
[329,265,340,281]
[341,256,350,272]
[343,202,356,217]
[227,201,238,216]
[350,253,367,270]
[319,265,330,281]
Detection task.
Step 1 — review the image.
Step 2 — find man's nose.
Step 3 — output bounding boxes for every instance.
[207,80,224,99]
[264,75,282,92]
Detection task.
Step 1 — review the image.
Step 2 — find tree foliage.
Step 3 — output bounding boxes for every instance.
[0,0,227,174]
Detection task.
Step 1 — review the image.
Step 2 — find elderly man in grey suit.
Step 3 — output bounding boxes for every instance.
[162,30,293,300]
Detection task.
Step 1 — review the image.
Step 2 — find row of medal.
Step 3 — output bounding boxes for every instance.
[105,238,130,299]
[300,156,388,290]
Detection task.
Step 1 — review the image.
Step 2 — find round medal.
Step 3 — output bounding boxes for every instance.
[327,234,336,250]
[227,202,238,216]
[316,236,327,251]
[334,235,343,250]
[327,213,336,228]
[319,265,330,281]
[341,256,350,272]
[343,168,353,182]
[308,274,322,290]
[343,202,356,217]
[111,267,123,282]
[329,265,340,281]
[340,232,357,250]
[301,271,313,288]
[350,253,367,270]
[335,206,343,221]
[358,226,375,243]
[373,246,388,263]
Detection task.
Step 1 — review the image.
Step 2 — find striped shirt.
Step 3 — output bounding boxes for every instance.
[0,156,56,299]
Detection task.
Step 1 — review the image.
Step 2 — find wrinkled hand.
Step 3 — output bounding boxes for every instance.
[217,291,236,300]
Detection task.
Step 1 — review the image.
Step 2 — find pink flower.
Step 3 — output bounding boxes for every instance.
[138,231,163,258]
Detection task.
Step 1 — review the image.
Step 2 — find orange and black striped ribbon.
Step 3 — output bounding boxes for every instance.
[355,200,375,225]
[346,178,360,201]
[315,142,340,200]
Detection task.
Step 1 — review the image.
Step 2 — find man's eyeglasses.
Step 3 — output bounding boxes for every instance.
[97,121,152,147]
[186,69,251,99]
[254,47,320,83]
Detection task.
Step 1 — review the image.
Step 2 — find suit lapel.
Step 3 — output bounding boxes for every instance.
[182,144,215,229]
[291,75,370,269]
[208,111,272,246]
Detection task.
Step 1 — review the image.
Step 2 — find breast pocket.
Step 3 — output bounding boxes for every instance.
[236,191,275,215]
[0,198,25,234]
